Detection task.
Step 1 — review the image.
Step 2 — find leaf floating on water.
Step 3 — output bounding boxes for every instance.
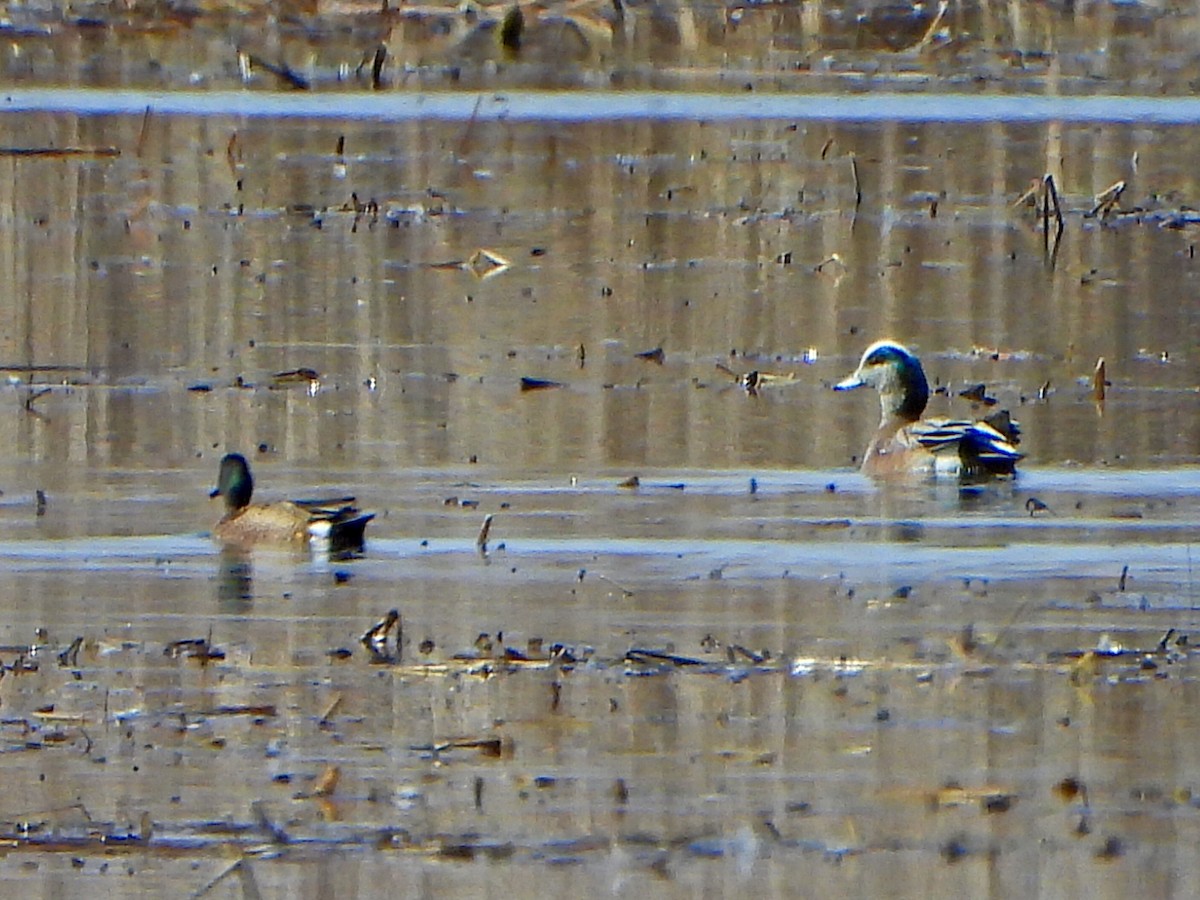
[519,376,562,391]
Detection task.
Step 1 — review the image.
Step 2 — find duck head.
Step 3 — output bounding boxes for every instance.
[210,453,255,513]
[835,340,930,424]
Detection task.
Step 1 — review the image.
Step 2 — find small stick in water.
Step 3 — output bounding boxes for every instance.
[1092,358,1108,403]
[477,514,494,553]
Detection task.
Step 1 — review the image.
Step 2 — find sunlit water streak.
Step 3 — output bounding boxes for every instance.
[6,89,1200,124]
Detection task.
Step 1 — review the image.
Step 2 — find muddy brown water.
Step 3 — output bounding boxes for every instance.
[0,2,1196,897]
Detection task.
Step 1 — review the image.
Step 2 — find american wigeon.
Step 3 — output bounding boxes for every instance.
[834,340,1023,478]
[210,453,374,551]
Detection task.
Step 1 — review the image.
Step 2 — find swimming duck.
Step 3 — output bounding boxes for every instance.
[834,340,1023,478]
[210,453,374,551]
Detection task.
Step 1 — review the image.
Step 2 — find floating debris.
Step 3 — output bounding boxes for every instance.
[1092,357,1109,402]
[1025,497,1051,517]
[0,146,119,158]
[56,636,83,667]
[361,609,401,662]
[519,376,562,391]
[625,648,706,668]
[500,4,524,54]
[467,248,511,279]
[476,514,494,554]
[272,368,320,388]
[634,346,665,364]
[237,51,309,90]
[1088,180,1126,219]
[308,764,340,799]
[958,383,997,405]
[162,637,225,663]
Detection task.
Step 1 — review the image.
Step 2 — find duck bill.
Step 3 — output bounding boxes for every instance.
[834,373,865,391]
[209,486,222,498]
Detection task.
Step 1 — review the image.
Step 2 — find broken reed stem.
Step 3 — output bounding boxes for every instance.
[135,106,151,158]
[476,514,494,551]
[0,147,118,157]
[1043,173,1064,233]
[371,45,387,89]
[914,0,949,53]
[1092,357,1107,402]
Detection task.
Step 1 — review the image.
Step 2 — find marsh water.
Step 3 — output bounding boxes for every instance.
[0,1,1196,897]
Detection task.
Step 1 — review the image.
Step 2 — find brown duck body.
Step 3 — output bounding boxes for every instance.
[210,454,374,551]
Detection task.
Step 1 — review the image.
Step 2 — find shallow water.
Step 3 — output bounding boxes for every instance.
[0,1,1196,896]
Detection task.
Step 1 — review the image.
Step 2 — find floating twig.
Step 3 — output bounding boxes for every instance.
[1088,180,1125,220]
[913,0,950,53]
[318,695,343,727]
[310,764,340,798]
[191,858,253,899]
[238,51,310,90]
[626,648,705,667]
[0,146,119,158]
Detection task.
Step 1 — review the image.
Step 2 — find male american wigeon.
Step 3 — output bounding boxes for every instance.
[210,453,374,551]
[834,340,1023,478]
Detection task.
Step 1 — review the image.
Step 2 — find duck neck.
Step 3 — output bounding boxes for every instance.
[879,366,929,425]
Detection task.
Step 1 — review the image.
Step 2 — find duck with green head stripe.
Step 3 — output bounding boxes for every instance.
[835,340,1022,479]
